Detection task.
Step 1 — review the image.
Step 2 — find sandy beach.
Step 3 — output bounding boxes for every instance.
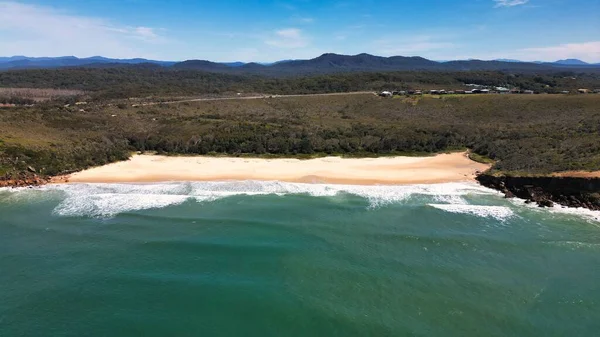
[56,152,490,185]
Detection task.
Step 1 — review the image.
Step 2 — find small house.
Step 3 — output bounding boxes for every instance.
[577,89,590,94]
[523,90,535,94]
[379,91,393,97]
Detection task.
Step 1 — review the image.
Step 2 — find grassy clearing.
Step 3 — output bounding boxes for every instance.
[468,152,496,165]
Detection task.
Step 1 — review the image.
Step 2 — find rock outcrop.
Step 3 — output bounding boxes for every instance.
[477,174,600,210]
[0,173,48,188]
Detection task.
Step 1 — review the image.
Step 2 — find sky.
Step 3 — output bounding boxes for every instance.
[1,0,599,62]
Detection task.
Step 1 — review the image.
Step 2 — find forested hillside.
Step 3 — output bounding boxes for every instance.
[1,67,600,100]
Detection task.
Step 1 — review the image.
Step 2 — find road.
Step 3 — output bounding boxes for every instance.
[136,91,376,106]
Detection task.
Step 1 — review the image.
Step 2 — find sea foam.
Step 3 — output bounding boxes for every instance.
[33,181,498,218]
[507,198,600,225]
[11,181,599,223]
[429,204,515,221]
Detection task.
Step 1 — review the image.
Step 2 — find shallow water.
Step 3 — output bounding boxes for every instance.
[1,182,599,336]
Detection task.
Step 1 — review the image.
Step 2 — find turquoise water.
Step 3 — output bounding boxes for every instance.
[1,181,599,336]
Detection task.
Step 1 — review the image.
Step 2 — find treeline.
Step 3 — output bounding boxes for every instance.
[1,68,599,100]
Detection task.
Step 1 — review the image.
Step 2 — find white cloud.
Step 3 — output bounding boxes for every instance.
[265,28,309,48]
[494,0,529,7]
[0,1,166,58]
[133,27,160,41]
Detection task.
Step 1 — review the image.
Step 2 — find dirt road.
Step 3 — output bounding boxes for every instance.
[141,91,376,106]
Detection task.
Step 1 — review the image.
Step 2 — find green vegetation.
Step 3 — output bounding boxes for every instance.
[2,68,600,100]
[468,152,496,165]
[2,92,600,179]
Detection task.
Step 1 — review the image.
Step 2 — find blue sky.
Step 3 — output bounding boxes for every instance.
[1,0,599,62]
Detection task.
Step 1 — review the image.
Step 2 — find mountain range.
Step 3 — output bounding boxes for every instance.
[0,56,176,69]
[1,54,599,75]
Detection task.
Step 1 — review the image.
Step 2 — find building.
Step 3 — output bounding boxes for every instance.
[379,91,393,97]
[523,90,535,94]
[578,89,590,94]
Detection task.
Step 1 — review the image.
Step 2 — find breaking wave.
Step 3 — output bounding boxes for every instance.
[2,181,599,223]
[0,181,497,218]
[429,204,515,221]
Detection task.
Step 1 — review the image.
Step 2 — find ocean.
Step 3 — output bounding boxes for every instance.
[1,181,599,336]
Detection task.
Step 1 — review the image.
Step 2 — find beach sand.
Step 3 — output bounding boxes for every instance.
[57,152,490,185]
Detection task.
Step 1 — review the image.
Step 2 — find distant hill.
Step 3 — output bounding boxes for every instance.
[553,59,589,66]
[441,59,549,71]
[221,62,246,67]
[0,56,176,69]
[171,60,234,72]
[1,54,600,74]
[267,53,441,73]
[495,58,595,67]
[493,59,525,63]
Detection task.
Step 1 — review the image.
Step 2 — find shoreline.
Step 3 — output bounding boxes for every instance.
[53,152,490,186]
[3,152,599,211]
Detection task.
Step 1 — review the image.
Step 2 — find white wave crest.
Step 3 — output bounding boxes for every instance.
[549,206,600,224]
[53,193,190,218]
[5,181,500,218]
[507,198,600,224]
[429,204,515,221]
